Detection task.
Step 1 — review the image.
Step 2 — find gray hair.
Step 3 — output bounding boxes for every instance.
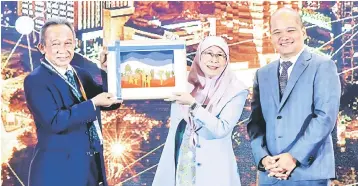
[39,17,75,45]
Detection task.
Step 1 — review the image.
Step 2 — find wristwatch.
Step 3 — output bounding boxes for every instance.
[258,156,267,172]
[189,102,199,117]
[190,102,198,111]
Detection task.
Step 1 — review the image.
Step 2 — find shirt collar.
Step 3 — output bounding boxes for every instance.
[279,47,305,66]
[45,57,72,76]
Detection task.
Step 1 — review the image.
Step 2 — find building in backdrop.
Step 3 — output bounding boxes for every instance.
[17,1,130,60]
[340,1,358,82]
[1,2,358,185]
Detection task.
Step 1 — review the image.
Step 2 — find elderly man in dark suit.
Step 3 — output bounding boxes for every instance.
[24,18,121,186]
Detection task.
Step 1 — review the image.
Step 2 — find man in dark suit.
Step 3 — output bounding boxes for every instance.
[24,18,121,186]
[247,7,341,186]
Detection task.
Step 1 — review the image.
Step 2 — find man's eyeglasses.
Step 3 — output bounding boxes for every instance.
[202,52,227,61]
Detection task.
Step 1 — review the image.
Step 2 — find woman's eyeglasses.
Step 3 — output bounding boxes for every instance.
[202,52,227,61]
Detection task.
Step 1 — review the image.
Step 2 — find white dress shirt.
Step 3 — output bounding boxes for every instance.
[279,47,305,79]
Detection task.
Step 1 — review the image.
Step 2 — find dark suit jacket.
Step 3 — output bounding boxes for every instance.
[24,60,119,186]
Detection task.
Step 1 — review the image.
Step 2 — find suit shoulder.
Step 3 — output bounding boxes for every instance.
[24,65,51,90]
[73,65,93,78]
[263,61,278,69]
[310,51,333,65]
[25,65,48,82]
[257,60,278,74]
[73,65,88,74]
[304,52,338,77]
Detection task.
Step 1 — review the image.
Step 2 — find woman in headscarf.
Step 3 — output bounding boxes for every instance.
[153,36,248,186]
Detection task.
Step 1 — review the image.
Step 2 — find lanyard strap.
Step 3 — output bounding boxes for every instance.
[41,60,88,101]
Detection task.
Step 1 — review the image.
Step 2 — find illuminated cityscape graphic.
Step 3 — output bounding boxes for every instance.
[1,1,358,186]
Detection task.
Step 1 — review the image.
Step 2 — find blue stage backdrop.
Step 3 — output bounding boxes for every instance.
[1,1,358,186]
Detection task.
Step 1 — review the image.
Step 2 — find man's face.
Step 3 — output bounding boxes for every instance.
[39,24,75,68]
[270,12,306,59]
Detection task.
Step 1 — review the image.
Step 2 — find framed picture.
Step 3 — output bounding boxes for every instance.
[107,40,188,100]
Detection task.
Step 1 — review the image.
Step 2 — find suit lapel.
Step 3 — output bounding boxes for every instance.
[268,60,280,108]
[72,67,89,102]
[278,49,312,111]
[42,63,81,103]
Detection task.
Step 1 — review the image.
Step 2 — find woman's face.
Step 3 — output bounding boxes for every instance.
[199,46,227,78]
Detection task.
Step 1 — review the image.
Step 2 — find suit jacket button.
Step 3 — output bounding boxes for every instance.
[309,156,314,161]
[277,116,282,119]
[197,163,201,166]
[196,144,201,148]
[85,131,89,135]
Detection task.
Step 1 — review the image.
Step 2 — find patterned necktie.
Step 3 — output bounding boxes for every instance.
[279,61,293,98]
[65,70,82,99]
[65,70,100,142]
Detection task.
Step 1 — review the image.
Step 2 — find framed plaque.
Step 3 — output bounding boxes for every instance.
[107,40,187,100]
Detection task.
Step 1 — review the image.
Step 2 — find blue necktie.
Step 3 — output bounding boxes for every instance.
[65,70,100,142]
[279,61,293,98]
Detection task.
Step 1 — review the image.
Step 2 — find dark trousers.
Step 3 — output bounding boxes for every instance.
[260,179,330,186]
[87,153,104,186]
